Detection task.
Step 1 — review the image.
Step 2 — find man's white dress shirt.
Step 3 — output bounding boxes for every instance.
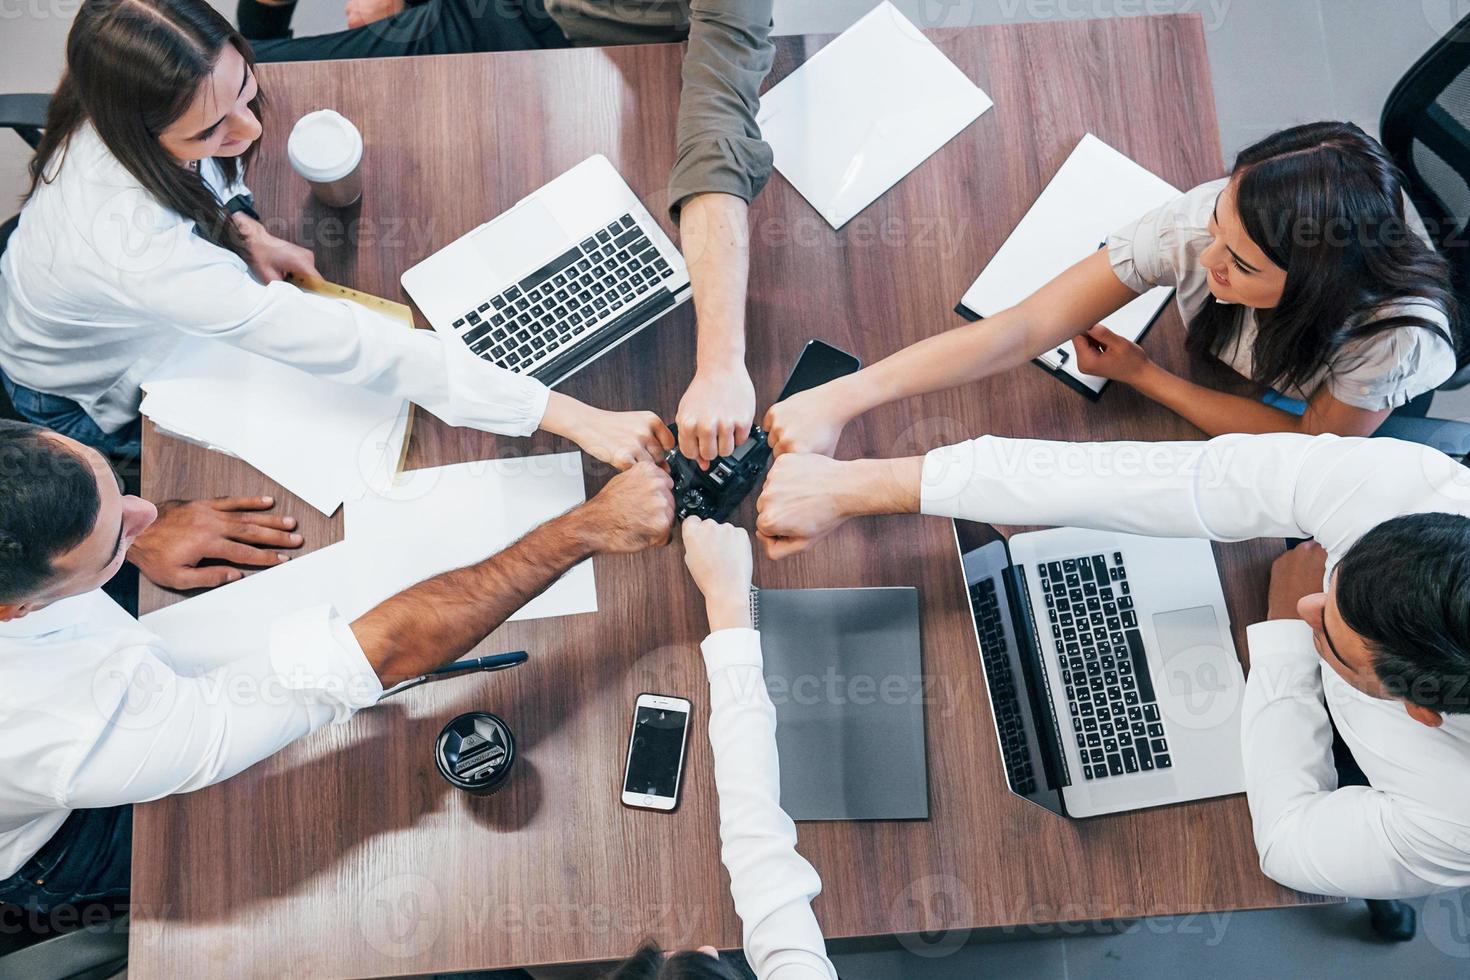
[701,628,837,979]
[0,590,379,878]
[0,124,549,436]
[920,433,1470,899]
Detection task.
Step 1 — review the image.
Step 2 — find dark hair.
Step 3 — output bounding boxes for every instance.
[604,942,745,980]
[0,421,103,604]
[1336,513,1470,715]
[28,0,261,259]
[1186,121,1463,395]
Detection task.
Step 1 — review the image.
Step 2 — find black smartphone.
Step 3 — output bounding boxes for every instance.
[777,340,861,402]
[620,693,692,811]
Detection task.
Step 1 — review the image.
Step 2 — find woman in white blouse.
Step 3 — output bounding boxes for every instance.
[596,518,838,980]
[765,122,1463,452]
[0,0,669,469]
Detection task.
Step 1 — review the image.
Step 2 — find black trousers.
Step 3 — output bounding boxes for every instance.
[247,0,570,63]
[0,806,132,914]
[1332,718,1371,790]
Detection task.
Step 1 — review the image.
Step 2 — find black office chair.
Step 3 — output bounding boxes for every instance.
[1375,9,1470,458]
[0,94,46,423]
[0,94,47,261]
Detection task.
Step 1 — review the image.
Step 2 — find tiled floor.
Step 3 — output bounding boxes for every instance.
[4,2,1469,977]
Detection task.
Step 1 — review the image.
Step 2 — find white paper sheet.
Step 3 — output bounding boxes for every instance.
[756,1,993,229]
[140,339,410,516]
[142,452,597,672]
[958,133,1181,395]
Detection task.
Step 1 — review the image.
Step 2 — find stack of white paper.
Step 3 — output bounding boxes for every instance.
[958,133,1182,395]
[140,339,410,516]
[142,452,597,672]
[757,1,993,229]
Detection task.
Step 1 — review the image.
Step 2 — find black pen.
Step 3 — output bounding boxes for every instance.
[379,650,529,700]
[429,650,529,676]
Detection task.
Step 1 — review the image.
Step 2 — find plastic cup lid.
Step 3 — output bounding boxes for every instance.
[287,109,363,183]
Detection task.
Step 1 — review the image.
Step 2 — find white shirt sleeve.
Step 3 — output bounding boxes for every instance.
[701,628,838,980]
[57,604,382,809]
[919,432,1462,555]
[1240,620,1454,898]
[104,193,549,436]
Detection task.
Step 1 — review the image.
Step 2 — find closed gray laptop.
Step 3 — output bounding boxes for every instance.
[754,586,928,821]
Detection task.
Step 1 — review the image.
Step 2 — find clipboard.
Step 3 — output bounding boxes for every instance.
[954,134,1181,400]
[289,273,416,478]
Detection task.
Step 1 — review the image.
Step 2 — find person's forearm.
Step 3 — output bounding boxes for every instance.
[837,457,925,518]
[828,249,1134,422]
[1127,363,1310,436]
[680,192,750,371]
[351,509,594,685]
[831,307,1043,420]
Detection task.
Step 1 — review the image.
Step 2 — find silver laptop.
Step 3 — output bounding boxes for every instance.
[401,154,692,386]
[953,520,1245,818]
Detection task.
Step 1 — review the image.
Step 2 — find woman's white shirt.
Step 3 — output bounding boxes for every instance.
[701,627,838,980]
[0,123,549,435]
[1107,177,1457,409]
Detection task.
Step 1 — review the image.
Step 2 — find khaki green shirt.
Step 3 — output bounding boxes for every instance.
[546,0,775,219]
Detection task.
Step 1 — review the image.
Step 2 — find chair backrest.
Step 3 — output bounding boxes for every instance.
[1383,13,1470,245]
[1382,13,1470,389]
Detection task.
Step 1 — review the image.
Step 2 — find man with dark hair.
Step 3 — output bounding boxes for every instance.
[754,433,1470,915]
[0,419,674,911]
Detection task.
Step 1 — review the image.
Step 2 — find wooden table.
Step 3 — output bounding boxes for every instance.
[132,15,1324,976]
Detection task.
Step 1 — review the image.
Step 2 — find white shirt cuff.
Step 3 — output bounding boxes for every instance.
[1245,619,1324,697]
[268,604,383,722]
[442,342,551,436]
[1246,619,1319,665]
[920,441,982,518]
[701,627,762,676]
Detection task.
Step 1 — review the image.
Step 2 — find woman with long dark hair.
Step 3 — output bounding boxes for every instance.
[765,122,1463,453]
[0,0,670,467]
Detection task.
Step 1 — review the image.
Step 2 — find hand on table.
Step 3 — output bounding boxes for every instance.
[346,0,404,28]
[681,517,754,631]
[1072,324,1151,383]
[232,214,320,284]
[763,381,854,458]
[127,496,303,590]
[581,461,676,553]
[1267,540,1329,622]
[675,362,756,468]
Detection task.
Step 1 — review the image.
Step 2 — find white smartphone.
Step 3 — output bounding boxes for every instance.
[621,693,692,812]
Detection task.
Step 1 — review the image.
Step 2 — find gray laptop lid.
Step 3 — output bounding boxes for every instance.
[755,587,928,821]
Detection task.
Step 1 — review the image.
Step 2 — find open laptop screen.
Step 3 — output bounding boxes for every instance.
[954,520,1066,816]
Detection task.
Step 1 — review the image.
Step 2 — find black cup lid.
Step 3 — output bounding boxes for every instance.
[435,712,515,789]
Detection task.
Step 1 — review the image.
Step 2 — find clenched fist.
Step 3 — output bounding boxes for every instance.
[681,517,753,631]
[582,461,676,554]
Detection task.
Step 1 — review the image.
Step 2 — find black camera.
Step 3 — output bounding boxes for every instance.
[665,424,773,522]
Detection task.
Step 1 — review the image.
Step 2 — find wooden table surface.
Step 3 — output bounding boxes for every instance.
[132,15,1323,977]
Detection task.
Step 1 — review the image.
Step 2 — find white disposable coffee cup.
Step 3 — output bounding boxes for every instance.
[287,109,364,208]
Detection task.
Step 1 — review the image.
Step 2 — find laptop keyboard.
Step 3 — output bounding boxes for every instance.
[1038,552,1172,781]
[450,213,674,374]
[968,578,1037,795]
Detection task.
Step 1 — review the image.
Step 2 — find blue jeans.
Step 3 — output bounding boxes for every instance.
[0,374,141,461]
[0,806,131,913]
[1262,388,1435,419]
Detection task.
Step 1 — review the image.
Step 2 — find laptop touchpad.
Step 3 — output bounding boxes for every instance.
[1153,605,1222,659]
[1153,605,1237,704]
[472,199,566,281]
